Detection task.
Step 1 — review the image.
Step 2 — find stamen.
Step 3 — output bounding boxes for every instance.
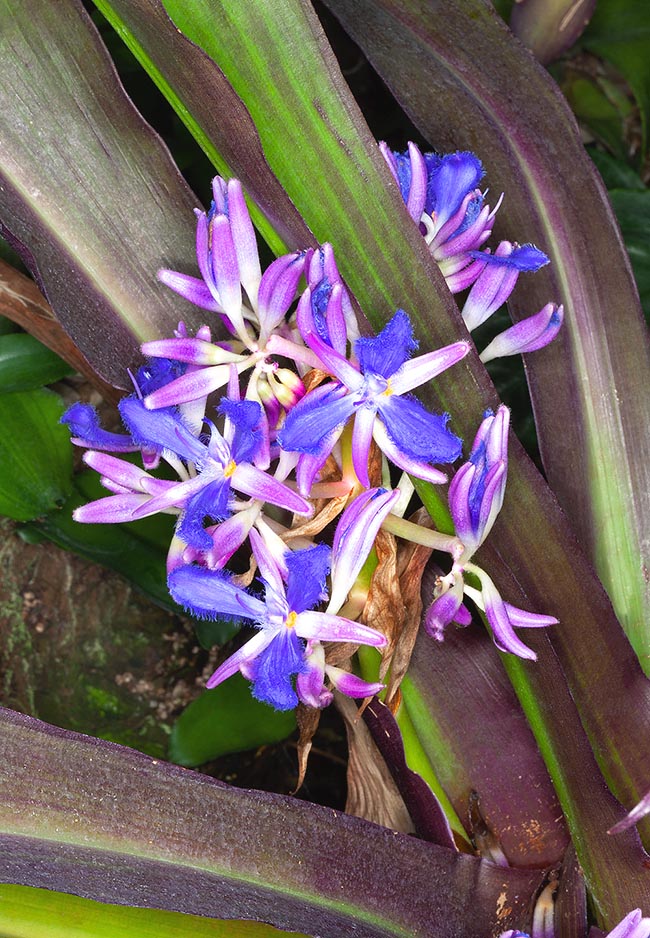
[223,460,237,479]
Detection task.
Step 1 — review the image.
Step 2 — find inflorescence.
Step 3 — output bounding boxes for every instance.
[62,144,560,711]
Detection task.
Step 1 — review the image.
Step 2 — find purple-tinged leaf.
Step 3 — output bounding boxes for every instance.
[320,0,650,674]
[0,707,545,937]
[0,1,205,388]
[478,544,650,926]
[510,0,596,65]
[362,698,457,850]
[93,0,315,256]
[402,589,568,869]
[554,845,588,938]
[405,571,650,925]
[608,788,650,835]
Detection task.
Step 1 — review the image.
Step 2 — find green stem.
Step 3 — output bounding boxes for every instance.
[381,513,461,555]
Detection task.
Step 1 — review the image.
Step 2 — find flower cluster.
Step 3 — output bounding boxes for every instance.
[62,147,560,711]
[380,143,564,363]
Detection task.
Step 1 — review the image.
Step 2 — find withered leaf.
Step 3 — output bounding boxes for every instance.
[362,528,405,683]
[337,693,414,834]
[386,535,436,708]
[293,702,321,792]
[284,490,351,540]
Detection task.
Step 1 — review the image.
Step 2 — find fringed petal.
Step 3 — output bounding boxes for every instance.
[278,383,355,456]
[378,395,462,464]
[168,564,265,622]
[355,308,417,378]
[61,403,137,453]
[286,543,331,613]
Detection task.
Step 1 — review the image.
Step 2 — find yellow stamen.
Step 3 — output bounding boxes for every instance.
[382,379,394,397]
[223,460,237,479]
[285,611,298,630]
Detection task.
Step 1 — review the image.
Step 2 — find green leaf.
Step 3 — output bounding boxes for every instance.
[0,708,545,936]
[193,618,242,650]
[0,333,73,391]
[0,1,206,388]
[0,315,20,336]
[582,0,650,154]
[0,389,72,521]
[0,884,305,938]
[588,146,646,190]
[170,673,296,767]
[562,73,632,158]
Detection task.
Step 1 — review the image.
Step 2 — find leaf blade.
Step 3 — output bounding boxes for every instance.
[0,389,72,521]
[0,0,205,387]
[0,707,544,937]
[0,884,299,938]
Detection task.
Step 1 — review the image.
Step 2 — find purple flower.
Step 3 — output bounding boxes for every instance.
[296,640,384,709]
[302,242,359,352]
[61,402,139,454]
[464,570,557,661]
[327,487,401,614]
[158,176,263,343]
[279,308,469,488]
[604,910,650,938]
[480,303,564,364]
[168,530,387,710]
[381,144,562,360]
[74,397,311,552]
[381,143,498,292]
[461,241,549,331]
[380,144,484,231]
[60,356,187,458]
[427,406,557,660]
[423,577,471,641]
[379,141,430,222]
[152,176,315,412]
[156,176,308,347]
[449,406,509,560]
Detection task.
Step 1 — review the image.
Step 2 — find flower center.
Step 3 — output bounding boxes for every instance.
[223,460,237,479]
[360,372,390,402]
[285,611,298,630]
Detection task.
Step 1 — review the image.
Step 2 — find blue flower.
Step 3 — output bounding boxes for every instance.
[279,309,469,488]
[168,531,386,710]
[72,397,311,550]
